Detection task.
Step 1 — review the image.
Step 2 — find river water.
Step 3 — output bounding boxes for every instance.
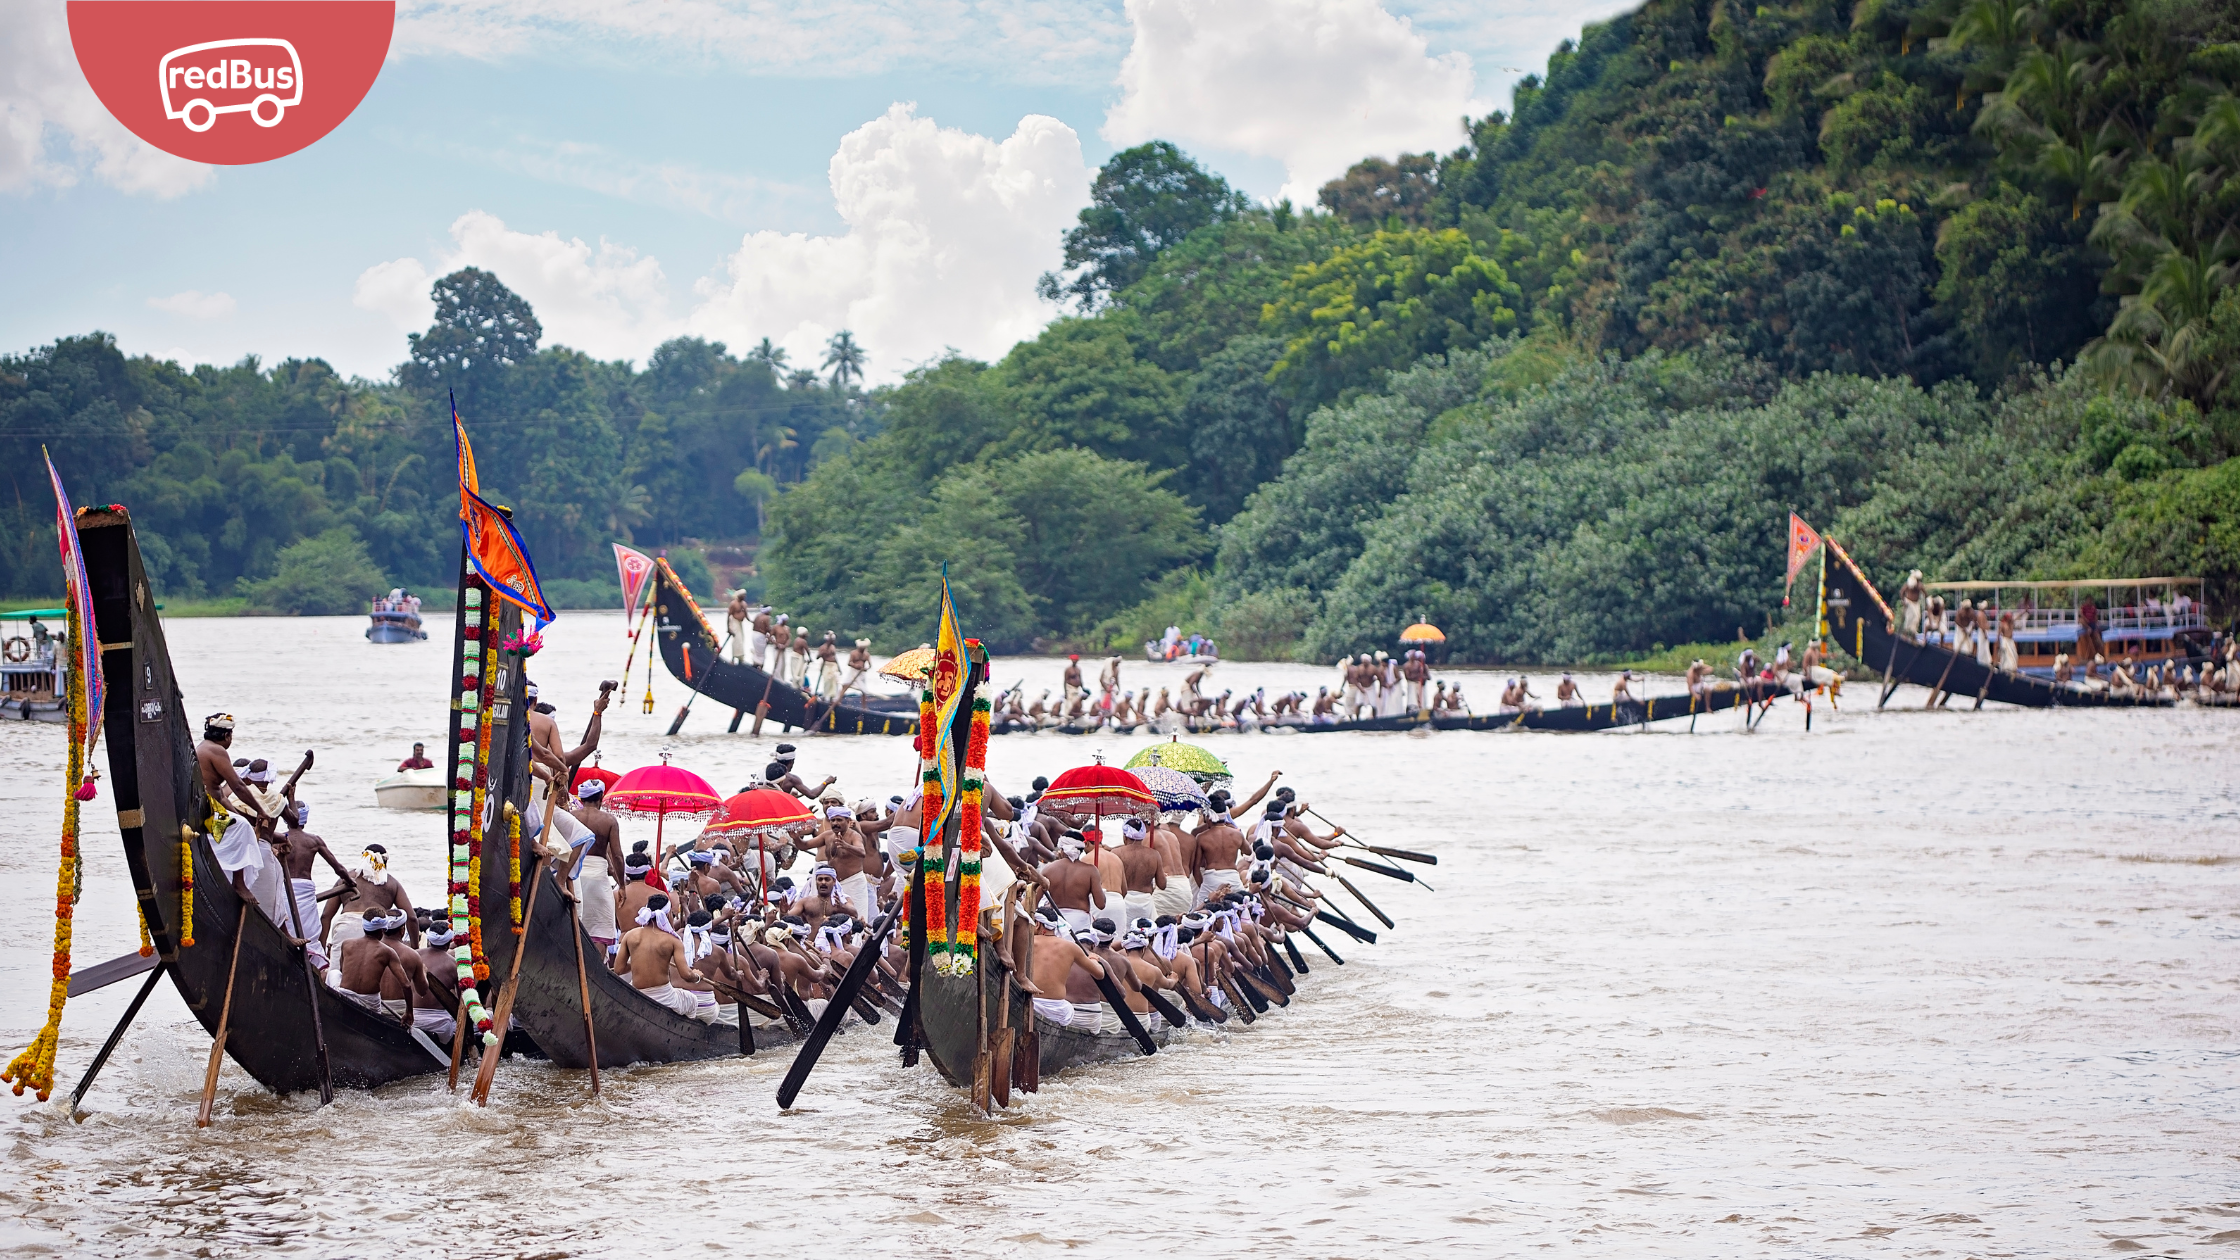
[0,612,2233,1257]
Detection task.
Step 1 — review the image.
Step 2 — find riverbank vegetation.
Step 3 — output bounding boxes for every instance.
[7,0,2238,659]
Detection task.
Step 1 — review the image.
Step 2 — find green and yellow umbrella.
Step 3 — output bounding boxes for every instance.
[1124,737,1232,790]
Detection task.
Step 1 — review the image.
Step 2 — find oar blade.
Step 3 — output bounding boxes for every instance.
[777,911,898,1108]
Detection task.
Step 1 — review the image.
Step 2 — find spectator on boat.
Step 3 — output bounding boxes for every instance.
[397,742,434,771]
[1897,571,1926,637]
[1996,613,2019,672]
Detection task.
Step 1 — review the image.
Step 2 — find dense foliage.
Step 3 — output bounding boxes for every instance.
[9,0,2240,657]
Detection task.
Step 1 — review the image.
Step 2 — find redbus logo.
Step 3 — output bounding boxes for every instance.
[70,1,393,165]
[160,39,304,132]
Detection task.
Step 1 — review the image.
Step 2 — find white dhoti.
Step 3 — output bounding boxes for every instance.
[334,985,407,1021]
[750,632,771,672]
[1069,1002,1105,1032]
[413,1005,458,1042]
[816,661,840,701]
[1194,868,1242,906]
[287,879,327,967]
[1150,880,1192,919]
[1805,664,1837,688]
[577,857,618,942]
[712,1002,739,1027]
[637,982,699,1017]
[690,990,721,1023]
[1121,891,1157,930]
[839,872,873,920]
[326,910,364,984]
[1057,907,1093,935]
[727,618,747,662]
[212,814,260,874]
[1032,997,1073,1026]
[839,665,867,697]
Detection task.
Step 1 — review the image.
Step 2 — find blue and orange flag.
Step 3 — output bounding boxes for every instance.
[925,569,970,836]
[452,395,556,626]
[1784,511,1823,607]
[44,450,102,753]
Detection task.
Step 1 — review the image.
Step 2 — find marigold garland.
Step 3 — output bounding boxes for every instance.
[137,902,153,958]
[506,803,523,934]
[179,823,196,949]
[3,604,88,1101]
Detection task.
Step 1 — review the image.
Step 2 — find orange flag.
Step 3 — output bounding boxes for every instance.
[452,395,555,626]
[1784,511,1822,607]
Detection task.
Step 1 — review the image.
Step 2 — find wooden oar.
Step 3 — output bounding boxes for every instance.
[749,674,777,736]
[1331,870,1394,929]
[1281,935,1310,974]
[1298,925,1345,965]
[1219,973,1258,1022]
[470,829,556,1106]
[565,881,605,1090]
[1341,854,1415,884]
[776,908,902,1108]
[70,962,165,1111]
[1316,910,1377,944]
[990,972,1014,1107]
[1302,809,1438,865]
[196,904,250,1128]
[1179,984,1226,1023]
[280,867,334,1106]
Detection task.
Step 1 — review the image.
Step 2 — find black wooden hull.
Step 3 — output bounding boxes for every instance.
[495,850,797,1069]
[82,509,443,1095]
[1825,549,2178,710]
[649,563,917,736]
[996,712,1431,736]
[1432,684,1767,731]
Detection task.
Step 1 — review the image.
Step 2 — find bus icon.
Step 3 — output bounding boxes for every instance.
[158,39,303,132]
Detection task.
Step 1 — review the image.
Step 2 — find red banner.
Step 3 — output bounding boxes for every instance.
[1784,511,1823,606]
[613,543,653,616]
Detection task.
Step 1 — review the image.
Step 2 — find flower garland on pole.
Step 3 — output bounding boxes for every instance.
[949,690,991,967]
[447,586,497,1047]
[1,602,88,1101]
[919,682,948,967]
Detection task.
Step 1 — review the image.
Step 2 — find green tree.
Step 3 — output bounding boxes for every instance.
[1317,153,1441,230]
[1038,142,1250,310]
[972,448,1204,634]
[399,268,542,421]
[1264,229,1522,407]
[239,527,387,615]
[990,318,1184,469]
[823,330,865,389]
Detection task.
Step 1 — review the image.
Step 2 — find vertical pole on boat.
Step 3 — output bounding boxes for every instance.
[281,868,334,1105]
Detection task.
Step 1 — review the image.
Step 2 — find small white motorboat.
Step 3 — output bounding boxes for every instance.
[373,766,446,810]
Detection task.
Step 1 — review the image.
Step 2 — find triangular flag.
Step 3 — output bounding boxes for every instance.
[1784,512,1823,607]
[613,543,654,615]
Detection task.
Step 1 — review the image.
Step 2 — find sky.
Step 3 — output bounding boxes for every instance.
[1,0,1640,385]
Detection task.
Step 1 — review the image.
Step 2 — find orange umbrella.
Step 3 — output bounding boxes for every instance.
[1399,622,1445,643]
[878,645,935,683]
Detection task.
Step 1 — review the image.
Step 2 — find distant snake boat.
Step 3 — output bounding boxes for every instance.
[80,507,446,1095]
[649,559,918,737]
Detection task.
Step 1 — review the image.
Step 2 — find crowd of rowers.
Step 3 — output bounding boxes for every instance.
[995,651,1464,732]
[723,593,879,703]
[190,685,1339,1044]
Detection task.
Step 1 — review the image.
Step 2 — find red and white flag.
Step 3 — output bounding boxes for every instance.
[613,543,654,616]
[1783,512,1822,606]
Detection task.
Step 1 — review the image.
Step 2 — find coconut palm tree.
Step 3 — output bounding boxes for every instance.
[748,338,788,371]
[822,330,865,389]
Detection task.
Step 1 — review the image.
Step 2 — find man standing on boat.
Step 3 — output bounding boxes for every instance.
[1063,655,1085,710]
[196,714,273,905]
[726,591,751,664]
[269,802,352,969]
[750,605,774,672]
[1898,571,1926,638]
[840,639,872,699]
[814,631,842,700]
[397,743,434,771]
[1039,834,1110,934]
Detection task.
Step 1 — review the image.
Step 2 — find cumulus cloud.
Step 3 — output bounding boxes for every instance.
[0,2,212,197]
[147,290,236,319]
[1104,0,1484,205]
[689,104,1087,378]
[355,211,678,361]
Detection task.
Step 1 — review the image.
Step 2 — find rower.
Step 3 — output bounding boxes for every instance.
[1189,797,1248,907]
[794,866,852,929]
[1063,655,1085,709]
[196,713,272,905]
[1612,670,1641,705]
[612,894,707,1016]
[331,911,415,1026]
[1038,833,1109,933]
[268,801,352,969]
[750,605,774,672]
[1027,907,1109,1031]
[767,745,835,802]
[814,631,841,700]
[412,921,463,1043]
[320,842,419,967]
[1897,570,1926,638]
[840,639,873,699]
[1113,818,1167,928]
[726,590,751,663]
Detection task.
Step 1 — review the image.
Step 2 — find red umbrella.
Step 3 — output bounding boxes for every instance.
[1040,760,1155,821]
[706,786,817,901]
[606,754,723,857]
[571,761,621,796]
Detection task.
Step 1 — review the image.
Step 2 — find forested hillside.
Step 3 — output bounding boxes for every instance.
[7,0,2240,658]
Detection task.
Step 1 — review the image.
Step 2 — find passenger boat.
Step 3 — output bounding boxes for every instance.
[1822,540,2177,708]
[1911,578,2209,678]
[366,592,428,643]
[79,507,446,1094]
[0,607,69,723]
[371,766,445,810]
[648,559,918,736]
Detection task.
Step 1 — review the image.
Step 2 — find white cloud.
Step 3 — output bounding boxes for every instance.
[1104,0,1484,205]
[0,2,212,198]
[689,104,1087,379]
[355,211,678,362]
[147,290,236,319]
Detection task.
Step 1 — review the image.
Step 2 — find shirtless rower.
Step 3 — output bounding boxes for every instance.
[1189,798,1250,907]
[768,615,793,678]
[613,893,708,1016]
[1062,655,1085,709]
[196,713,272,904]
[524,680,608,779]
[268,801,352,967]
[1402,650,1431,710]
[1026,907,1110,1032]
[411,921,463,1043]
[793,866,854,929]
[804,805,875,917]
[840,639,873,699]
[750,605,775,672]
[1613,670,1641,705]
[1038,833,1110,933]
[332,911,415,1025]
[614,851,661,946]
[1150,814,1196,920]
[1112,818,1167,936]
[766,745,836,802]
[321,842,420,953]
